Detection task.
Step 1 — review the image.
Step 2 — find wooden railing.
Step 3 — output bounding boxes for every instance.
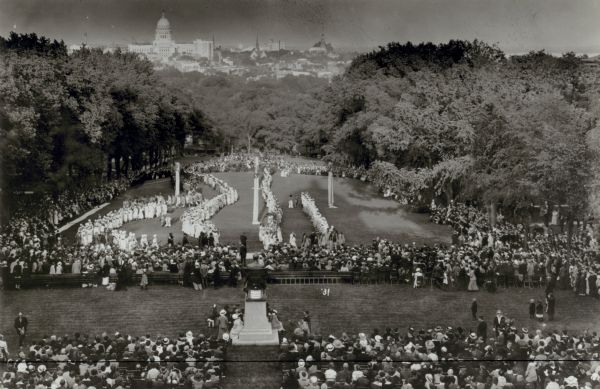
[18,270,358,288]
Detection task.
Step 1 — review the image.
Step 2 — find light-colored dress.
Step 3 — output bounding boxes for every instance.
[270,313,283,331]
[468,270,479,291]
[230,318,244,339]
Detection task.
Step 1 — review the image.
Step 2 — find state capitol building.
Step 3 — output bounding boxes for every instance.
[128,12,214,63]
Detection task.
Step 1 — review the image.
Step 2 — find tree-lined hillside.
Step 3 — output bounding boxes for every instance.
[318,41,600,222]
[0,32,213,196]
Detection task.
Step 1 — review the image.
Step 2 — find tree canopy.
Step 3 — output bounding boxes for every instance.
[0,32,213,197]
[157,40,600,219]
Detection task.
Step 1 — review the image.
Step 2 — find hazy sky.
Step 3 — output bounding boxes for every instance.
[1,0,599,53]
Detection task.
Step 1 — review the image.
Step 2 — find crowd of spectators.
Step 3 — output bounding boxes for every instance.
[0,233,244,291]
[0,329,227,389]
[280,312,600,389]
[1,153,599,300]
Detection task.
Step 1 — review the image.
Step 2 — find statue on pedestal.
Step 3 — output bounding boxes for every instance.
[244,267,268,300]
[233,264,279,345]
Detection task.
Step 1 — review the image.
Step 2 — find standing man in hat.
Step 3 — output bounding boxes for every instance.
[239,233,247,267]
[216,310,229,340]
[493,310,503,336]
[14,312,28,347]
[546,292,556,321]
[471,298,478,320]
[477,316,487,340]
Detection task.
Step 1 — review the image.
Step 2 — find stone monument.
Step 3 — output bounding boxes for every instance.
[232,267,279,345]
[328,170,336,208]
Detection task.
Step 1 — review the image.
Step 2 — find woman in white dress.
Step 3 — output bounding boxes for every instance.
[289,232,297,247]
[230,314,244,340]
[147,203,154,219]
[288,195,294,209]
[468,268,479,291]
[551,209,559,225]
[140,234,148,248]
[270,310,283,333]
[155,201,162,218]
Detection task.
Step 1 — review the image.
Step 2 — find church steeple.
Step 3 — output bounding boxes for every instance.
[255,32,260,51]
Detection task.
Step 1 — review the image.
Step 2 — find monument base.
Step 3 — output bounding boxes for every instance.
[232,300,279,346]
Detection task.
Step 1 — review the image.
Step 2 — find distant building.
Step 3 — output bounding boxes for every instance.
[68,44,82,54]
[264,39,285,52]
[128,12,213,62]
[309,33,335,55]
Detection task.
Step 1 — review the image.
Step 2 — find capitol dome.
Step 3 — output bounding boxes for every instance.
[157,12,170,29]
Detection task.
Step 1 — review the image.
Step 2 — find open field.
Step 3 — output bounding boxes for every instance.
[61,171,452,251]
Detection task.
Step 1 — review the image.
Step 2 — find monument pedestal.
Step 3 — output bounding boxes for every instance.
[233,300,279,346]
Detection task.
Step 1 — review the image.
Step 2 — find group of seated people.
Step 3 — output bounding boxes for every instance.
[9,168,165,235]
[0,329,227,389]
[2,152,599,297]
[0,232,245,290]
[279,312,600,389]
[181,152,329,176]
[3,203,599,298]
[44,179,131,227]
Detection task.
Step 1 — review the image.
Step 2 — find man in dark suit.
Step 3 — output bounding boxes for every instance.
[493,310,503,336]
[477,316,487,340]
[198,232,206,249]
[471,298,478,320]
[239,233,247,266]
[14,312,28,347]
[546,292,556,321]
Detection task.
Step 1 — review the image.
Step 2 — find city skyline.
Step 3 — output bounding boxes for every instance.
[1,0,600,54]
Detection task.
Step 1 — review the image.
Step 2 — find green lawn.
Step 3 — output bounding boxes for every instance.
[61,171,452,251]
